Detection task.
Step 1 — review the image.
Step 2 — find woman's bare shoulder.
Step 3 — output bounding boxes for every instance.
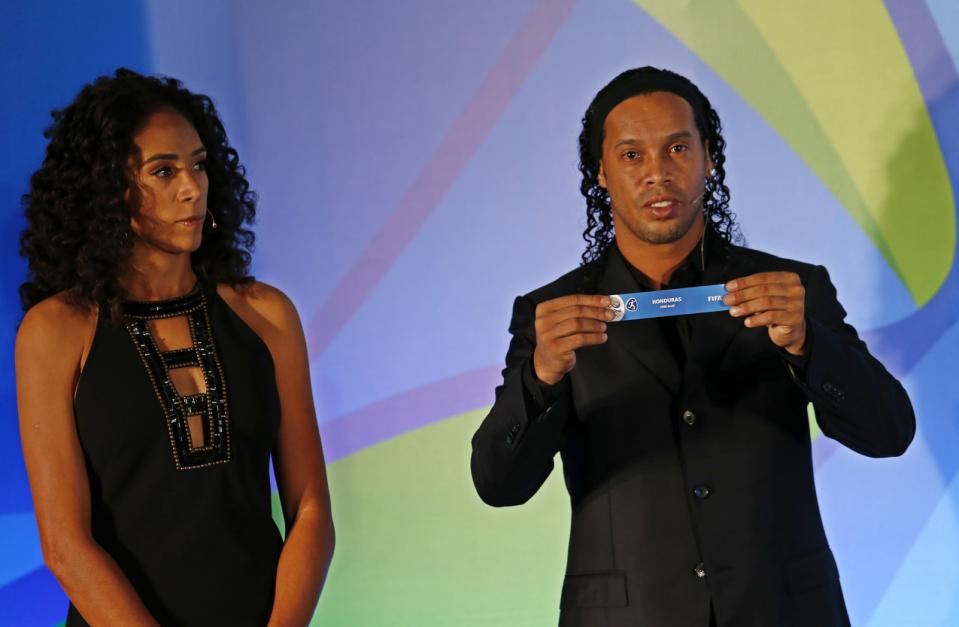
[216,280,301,335]
[17,292,97,365]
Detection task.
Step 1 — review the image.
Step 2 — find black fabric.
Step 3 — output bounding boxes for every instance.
[68,282,282,626]
[616,241,700,372]
[472,237,914,627]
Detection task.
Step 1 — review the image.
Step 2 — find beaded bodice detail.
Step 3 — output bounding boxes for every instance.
[123,285,231,470]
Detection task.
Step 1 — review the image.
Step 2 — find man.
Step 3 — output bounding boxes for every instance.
[470,67,915,627]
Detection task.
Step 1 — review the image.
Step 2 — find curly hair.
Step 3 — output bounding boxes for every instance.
[578,66,742,265]
[19,68,256,322]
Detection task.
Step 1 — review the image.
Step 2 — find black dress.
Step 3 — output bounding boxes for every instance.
[67,282,283,626]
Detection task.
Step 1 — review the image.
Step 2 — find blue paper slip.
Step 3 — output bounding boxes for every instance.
[608,284,729,321]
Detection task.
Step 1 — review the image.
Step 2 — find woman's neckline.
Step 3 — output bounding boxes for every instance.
[122,281,204,320]
[123,280,201,304]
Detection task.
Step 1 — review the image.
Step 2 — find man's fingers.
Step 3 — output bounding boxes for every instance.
[742,310,802,328]
[536,294,611,316]
[535,328,608,383]
[546,317,608,340]
[552,304,616,322]
[554,332,608,353]
[535,306,614,337]
[724,282,803,306]
[728,295,796,317]
[725,271,801,291]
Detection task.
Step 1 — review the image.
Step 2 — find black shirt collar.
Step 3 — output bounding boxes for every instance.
[613,225,730,291]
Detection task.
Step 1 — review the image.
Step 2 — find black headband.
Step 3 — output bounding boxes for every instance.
[587,69,707,164]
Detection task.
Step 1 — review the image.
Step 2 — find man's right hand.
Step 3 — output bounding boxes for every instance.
[532,294,613,385]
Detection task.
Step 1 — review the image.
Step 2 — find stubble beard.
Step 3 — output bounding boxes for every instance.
[619,201,703,245]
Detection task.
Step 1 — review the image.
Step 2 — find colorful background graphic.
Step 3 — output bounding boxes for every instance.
[3,0,959,624]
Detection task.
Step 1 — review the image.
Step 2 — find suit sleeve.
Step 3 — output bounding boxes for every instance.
[787,265,916,457]
[470,295,573,506]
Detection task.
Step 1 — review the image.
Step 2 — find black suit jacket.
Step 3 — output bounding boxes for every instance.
[471,240,915,627]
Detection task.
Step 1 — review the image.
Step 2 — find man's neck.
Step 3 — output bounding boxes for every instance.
[617,218,705,290]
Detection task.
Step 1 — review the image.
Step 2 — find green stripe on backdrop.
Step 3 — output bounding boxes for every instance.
[306,409,569,626]
[808,401,822,440]
[266,407,826,624]
[634,0,955,305]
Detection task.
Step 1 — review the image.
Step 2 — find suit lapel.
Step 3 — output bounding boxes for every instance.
[597,250,682,394]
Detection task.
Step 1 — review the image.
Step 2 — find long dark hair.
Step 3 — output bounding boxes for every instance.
[19,68,256,322]
[578,66,741,265]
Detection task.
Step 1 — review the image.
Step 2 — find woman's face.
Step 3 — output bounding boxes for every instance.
[128,107,209,256]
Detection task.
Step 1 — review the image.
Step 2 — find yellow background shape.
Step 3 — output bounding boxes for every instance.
[635,0,955,305]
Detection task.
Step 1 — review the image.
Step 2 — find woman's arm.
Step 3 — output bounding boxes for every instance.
[224,283,335,626]
[16,297,159,626]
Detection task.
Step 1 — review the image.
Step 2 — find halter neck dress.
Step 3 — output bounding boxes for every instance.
[67,281,283,626]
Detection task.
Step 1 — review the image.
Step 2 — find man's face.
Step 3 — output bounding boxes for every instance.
[598,91,712,246]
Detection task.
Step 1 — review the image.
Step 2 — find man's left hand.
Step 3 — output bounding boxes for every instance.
[723,272,807,355]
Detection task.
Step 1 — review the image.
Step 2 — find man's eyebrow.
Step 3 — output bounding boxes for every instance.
[665,131,695,142]
[613,131,695,150]
[142,146,206,165]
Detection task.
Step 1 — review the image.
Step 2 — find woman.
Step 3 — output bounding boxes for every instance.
[16,69,334,626]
